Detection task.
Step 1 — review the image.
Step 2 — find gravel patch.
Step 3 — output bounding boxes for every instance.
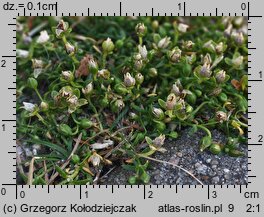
[104,128,248,185]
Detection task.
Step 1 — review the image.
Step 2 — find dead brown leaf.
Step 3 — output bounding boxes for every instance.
[75,54,93,78]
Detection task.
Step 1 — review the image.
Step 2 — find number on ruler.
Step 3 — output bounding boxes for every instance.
[1,59,6,67]
[241,3,247,10]
[19,191,25,198]
[2,124,5,131]
[228,204,234,212]
[148,191,153,198]
[258,135,263,143]
[85,191,88,198]
[211,190,217,198]
[1,188,6,196]
[178,3,181,10]
[259,71,262,79]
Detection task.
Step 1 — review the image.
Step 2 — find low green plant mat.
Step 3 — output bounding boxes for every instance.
[16,17,247,185]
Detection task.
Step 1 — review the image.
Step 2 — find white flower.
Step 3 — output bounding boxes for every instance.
[158,37,171,49]
[33,68,43,78]
[82,82,93,95]
[178,23,189,33]
[23,102,36,112]
[232,56,243,68]
[67,95,78,105]
[138,45,148,59]
[65,42,75,55]
[153,134,166,148]
[36,30,50,44]
[17,49,29,58]
[61,71,73,80]
[88,152,103,167]
[32,59,44,69]
[124,72,136,87]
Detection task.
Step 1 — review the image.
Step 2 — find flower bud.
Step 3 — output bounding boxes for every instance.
[178,23,189,33]
[167,47,181,63]
[82,82,93,96]
[102,37,115,54]
[215,70,226,83]
[224,24,232,37]
[27,77,38,89]
[129,112,138,120]
[203,53,212,65]
[166,93,177,110]
[135,73,144,85]
[72,154,80,164]
[59,124,73,136]
[215,42,224,54]
[32,59,43,69]
[67,95,78,105]
[182,40,194,50]
[135,23,147,37]
[128,176,137,185]
[88,152,103,167]
[55,20,69,38]
[65,42,75,56]
[98,69,110,79]
[171,80,182,96]
[79,119,93,129]
[232,56,243,68]
[203,40,215,53]
[61,71,74,81]
[88,59,98,75]
[153,134,166,148]
[199,63,211,78]
[209,143,222,155]
[17,49,29,58]
[124,72,136,87]
[158,36,171,49]
[23,102,37,112]
[115,39,124,49]
[215,111,227,123]
[186,105,193,113]
[152,107,164,120]
[133,53,143,70]
[138,45,148,59]
[149,68,158,77]
[59,86,73,98]
[152,20,159,30]
[233,32,244,45]
[111,99,125,113]
[36,30,50,44]
[40,101,49,111]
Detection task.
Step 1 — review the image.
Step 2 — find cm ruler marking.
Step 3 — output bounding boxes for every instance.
[0,0,263,216]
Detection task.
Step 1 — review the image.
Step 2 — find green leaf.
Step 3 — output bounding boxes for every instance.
[168,131,178,138]
[55,165,68,178]
[29,139,68,157]
[145,136,153,145]
[158,99,166,109]
[140,171,150,184]
[77,98,88,106]
[122,164,136,171]
[228,149,244,157]
[199,136,212,152]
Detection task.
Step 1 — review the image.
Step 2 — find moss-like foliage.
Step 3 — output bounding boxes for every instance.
[16,17,247,184]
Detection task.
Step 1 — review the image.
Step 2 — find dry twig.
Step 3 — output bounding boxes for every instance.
[137,154,204,185]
